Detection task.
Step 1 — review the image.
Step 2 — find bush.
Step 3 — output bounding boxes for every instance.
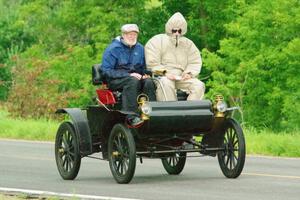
[5,43,99,119]
[6,54,76,119]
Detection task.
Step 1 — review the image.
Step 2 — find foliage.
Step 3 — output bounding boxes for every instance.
[6,51,75,119]
[187,0,245,51]
[138,5,169,45]
[204,0,300,130]
[0,0,35,100]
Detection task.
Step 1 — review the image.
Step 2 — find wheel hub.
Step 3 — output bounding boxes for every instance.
[112,151,120,157]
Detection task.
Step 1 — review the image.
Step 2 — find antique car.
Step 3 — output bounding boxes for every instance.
[54,65,246,184]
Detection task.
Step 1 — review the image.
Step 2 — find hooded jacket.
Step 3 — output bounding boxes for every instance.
[145,12,202,77]
[101,36,147,80]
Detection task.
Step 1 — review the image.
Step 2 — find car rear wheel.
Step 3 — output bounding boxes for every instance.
[161,152,186,175]
[108,123,136,184]
[217,118,245,178]
[55,122,81,180]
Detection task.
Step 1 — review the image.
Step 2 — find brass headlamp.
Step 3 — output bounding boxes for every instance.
[213,95,227,118]
[137,94,152,120]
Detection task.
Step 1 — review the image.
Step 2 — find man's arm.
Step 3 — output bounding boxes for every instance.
[140,47,152,77]
[101,49,130,79]
[184,41,202,78]
[145,35,166,73]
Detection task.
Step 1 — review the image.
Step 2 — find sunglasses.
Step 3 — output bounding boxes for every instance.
[172,29,182,34]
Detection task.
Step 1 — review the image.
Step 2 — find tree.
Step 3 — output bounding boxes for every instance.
[203,0,300,130]
[0,0,35,100]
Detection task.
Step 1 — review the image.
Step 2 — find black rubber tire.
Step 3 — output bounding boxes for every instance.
[161,152,186,175]
[217,118,246,178]
[55,121,81,180]
[108,123,136,184]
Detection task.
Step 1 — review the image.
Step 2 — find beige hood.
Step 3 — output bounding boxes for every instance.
[165,12,187,35]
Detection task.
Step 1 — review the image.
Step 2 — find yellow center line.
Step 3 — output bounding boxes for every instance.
[243,172,300,180]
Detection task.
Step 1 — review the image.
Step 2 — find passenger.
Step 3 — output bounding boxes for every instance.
[101,24,156,126]
[145,12,205,101]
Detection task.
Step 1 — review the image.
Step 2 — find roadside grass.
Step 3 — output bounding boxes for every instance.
[245,128,300,157]
[0,109,58,141]
[0,194,18,200]
[0,193,74,200]
[0,109,299,157]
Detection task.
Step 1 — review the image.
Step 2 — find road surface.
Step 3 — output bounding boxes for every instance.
[0,139,299,200]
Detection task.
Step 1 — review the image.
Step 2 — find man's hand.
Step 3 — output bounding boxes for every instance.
[142,74,151,79]
[182,73,192,81]
[130,73,142,80]
[166,74,176,81]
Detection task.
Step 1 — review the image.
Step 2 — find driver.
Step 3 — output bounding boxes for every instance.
[101,24,156,126]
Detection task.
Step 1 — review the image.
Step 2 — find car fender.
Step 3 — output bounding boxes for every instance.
[56,108,92,156]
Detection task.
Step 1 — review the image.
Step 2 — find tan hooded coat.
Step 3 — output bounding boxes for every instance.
[145,12,202,77]
[145,12,205,101]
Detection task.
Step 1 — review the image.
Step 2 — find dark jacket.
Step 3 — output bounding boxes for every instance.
[101,37,149,80]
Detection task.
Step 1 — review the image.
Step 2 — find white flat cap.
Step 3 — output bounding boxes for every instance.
[121,24,139,33]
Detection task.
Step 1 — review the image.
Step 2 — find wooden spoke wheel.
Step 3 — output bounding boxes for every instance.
[217,118,246,178]
[108,124,136,184]
[161,152,187,175]
[55,122,81,180]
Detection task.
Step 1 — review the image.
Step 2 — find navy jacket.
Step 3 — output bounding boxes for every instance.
[101,37,149,80]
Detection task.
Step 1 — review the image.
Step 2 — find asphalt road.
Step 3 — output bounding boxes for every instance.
[0,139,299,200]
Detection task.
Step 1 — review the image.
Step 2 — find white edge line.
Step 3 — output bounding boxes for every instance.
[0,187,142,200]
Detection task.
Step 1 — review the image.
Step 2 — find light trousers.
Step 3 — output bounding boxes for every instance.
[155,76,205,101]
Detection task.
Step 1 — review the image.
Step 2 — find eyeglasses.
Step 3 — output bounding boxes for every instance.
[171,29,182,34]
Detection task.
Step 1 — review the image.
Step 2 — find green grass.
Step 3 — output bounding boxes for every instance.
[0,109,58,141]
[245,128,300,157]
[0,109,299,157]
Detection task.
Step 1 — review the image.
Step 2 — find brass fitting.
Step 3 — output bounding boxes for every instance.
[58,148,64,154]
[215,95,224,102]
[214,94,225,118]
[112,151,119,157]
[153,69,167,76]
[137,94,150,120]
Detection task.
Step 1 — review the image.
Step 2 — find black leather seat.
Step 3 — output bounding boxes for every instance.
[92,64,104,85]
[177,90,188,101]
[92,64,122,103]
[92,64,188,101]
